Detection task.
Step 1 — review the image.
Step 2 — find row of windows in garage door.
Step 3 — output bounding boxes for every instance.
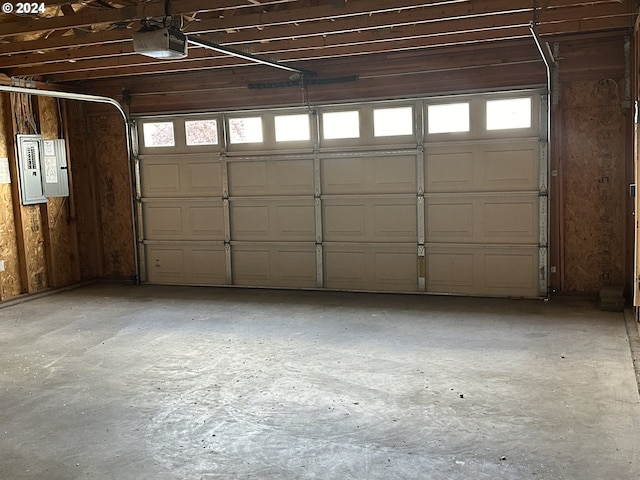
[138,96,534,150]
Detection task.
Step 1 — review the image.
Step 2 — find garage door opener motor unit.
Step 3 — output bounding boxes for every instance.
[133,27,187,59]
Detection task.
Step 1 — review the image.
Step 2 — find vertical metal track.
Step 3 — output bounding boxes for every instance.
[130,120,146,283]
[313,120,324,288]
[530,24,555,299]
[220,151,233,285]
[538,94,550,297]
[416,101,427,292]
[416,146,426,292]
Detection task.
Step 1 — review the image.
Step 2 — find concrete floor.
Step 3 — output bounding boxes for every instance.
[0,284,639,480]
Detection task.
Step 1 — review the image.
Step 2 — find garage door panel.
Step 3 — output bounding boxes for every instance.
[233,245,316,287]
[373,156,417,192]
[143,202,224,240]
[427,246,538,296]
[143,163,180,196]
[141,157,222,197]
[373,251,418,291]
[232,205,270,238]
[484,202,535,239]
[426,196,538,244]
[484,253,535,290]
[324,245,417,291]
[322,155,416,194]
[324,250,366,287]
[148,247,185,278]
[271,160,314,194]
[373,204,416,238]
[188,162,222,192]
[279,251,317,284]
[427,253,474,288]
[144,205,183,237]
[277,205,316,238]
[190,206,225,237]
[426,142,538,193]
[233,249,271,283]
[228,162,268,195]
[322,158,365,192]
[139,93,544,297]
[228,159,313,196]
[145,244,226,285]
[323,205,366,239]
[231,200,315,241]
[191,249,226,281]
[483,147,538,190]
[427,203,474,237]
[425,152,474,191]
[323,198,417,242]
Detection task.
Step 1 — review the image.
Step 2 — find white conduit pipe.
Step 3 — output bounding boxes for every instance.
[0,84,140,284]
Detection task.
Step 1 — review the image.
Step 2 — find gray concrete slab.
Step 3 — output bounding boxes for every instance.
[0,283,639,480]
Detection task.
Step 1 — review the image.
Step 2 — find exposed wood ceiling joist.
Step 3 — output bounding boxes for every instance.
[0,0,636,85]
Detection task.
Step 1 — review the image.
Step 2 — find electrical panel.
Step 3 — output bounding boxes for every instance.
[43,139,69,198]
[16,134,47,205]
[16,134,70,205]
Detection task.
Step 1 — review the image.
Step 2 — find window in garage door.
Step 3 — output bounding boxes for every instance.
[135,91,547,298]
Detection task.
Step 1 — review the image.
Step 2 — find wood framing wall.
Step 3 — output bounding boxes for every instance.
[0,93,134,303]
[555,34,631,294]
[64,101,135,282]
[0,92,80,301]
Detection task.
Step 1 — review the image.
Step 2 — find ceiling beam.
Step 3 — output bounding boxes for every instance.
[0,0,298,37]
[3,3,632,76]
[0,0,630,57]
[0,0,630,59]
[44,27,535,82]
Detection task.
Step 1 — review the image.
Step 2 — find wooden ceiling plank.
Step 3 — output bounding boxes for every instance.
[68,39,550,94]
[184,0,530,34]
[4,4,632,72]
[0,29,130,56]
[183,0,627,34]
[44,27,534,82]
[0,0,299,37]
[0,0,628,57]
[211,2,631,47]
[0,42,133,68]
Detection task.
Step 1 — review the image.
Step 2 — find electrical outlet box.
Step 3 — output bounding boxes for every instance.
[0,260,5,272]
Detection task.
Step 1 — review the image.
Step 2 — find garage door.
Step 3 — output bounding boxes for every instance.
[135,91,547,297]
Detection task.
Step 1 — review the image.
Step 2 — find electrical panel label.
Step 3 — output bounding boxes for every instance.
[44,156,58,183]
[43,140,55,157]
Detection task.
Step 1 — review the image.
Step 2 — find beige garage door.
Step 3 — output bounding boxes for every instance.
[136,91,547,297]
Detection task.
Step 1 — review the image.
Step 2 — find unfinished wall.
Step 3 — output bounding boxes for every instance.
[560,80,627,293]
[65,102,135,281]
[555,35,630,294]
[37,96,79,288]
[0,92,88,302]
[86,109,135,280]
[65,100,104,279]
[0,93,22,300]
